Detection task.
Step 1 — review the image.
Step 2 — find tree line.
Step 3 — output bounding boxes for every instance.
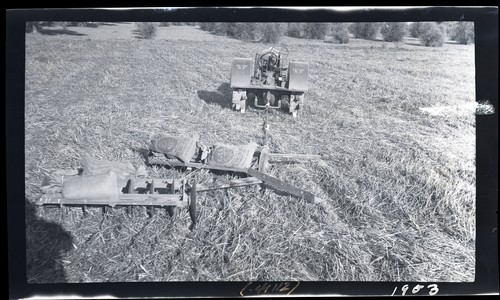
[26,22,475,46]
[198,22,474,46]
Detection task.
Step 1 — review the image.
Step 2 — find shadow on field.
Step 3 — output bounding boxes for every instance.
[445,40,465,45]
[404,41,425,47]
[25,199,74,283]
[197,82,232,109]
[99,22,118,27]
[68,22,116,28]
[36,28,87,36]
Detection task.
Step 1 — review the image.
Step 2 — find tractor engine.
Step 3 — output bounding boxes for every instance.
[251,47,287,88]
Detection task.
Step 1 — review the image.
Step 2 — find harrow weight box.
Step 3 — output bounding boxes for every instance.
[36,175,197,225]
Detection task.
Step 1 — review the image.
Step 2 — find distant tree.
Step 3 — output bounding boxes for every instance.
[205,23,216,32]
[259,23,283,43]
[439,21,456,39]
[409,22,426,38]
[419,22,445,47]
[200,22,283,43]
[330,23,350,44]
[67,22,89,27]
[349,23,380,40]
[159,22,171,27]
[57,22,69,30]
[25,21,49,33]
[380,22,407,42]
[38,21,55,27]
[224,23,238,37]
[234,23,258,41]
[451,22,474,44]
[211,23,226,35]
[199,23,209,31]
[135,22,157,39]
[212,23,239,36]
[286,23,303,38]
[26,22,35,33]
[303,23,331,39]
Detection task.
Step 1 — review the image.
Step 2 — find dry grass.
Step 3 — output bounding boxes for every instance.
[25,24,476,282]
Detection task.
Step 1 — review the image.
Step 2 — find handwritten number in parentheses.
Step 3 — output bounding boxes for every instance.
[272,282,284,293]
[271,282,280,292]
[240,282,300,296]
[427,284,439,296]
[240,282,252,296]
[286,282,300,295]
[255,283,271,294]
[278,282,291,293]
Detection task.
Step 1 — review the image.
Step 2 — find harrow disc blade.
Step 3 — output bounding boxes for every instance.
[126,178,135,217]
[189,180,197,227]
[169,179,175,194]
[166,206,176,217]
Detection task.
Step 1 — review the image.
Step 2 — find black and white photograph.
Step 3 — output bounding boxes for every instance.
[7,6,498,298]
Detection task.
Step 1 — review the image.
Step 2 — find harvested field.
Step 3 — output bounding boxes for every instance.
[25,23,476,283]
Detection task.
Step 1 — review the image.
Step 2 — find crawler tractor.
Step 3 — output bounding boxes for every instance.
[230,46,309,117]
